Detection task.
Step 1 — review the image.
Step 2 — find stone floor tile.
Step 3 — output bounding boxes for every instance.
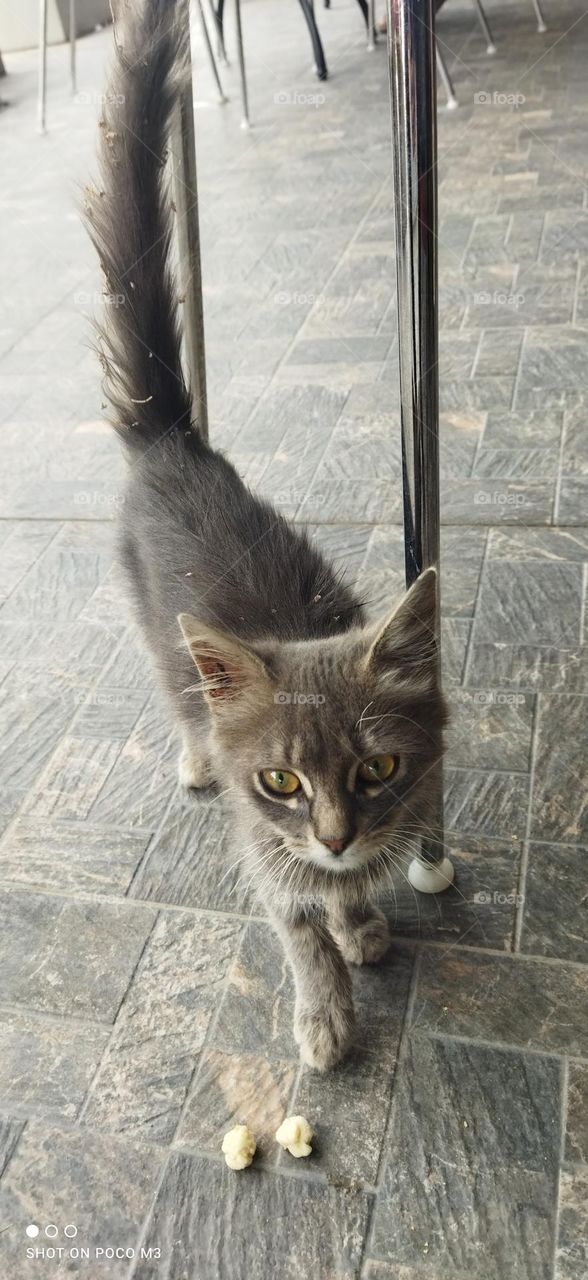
[176,1050,296,1165]
[557,475,588,524]
[556,1166,588,1280]
[413,949,588,1057]
[473,329,523,378]
[0,1010,110,1120]
[441,478,554,525]
[0,889,155,1021]
[531,694,588,842]
[566,1064,588,1165]
[89,697,180,831]
[0,521,60,604]
[520,842,588,963]
[23,735,123,821]
[0,1115,25,1180]
[466,642,588,694]
[128,789,250,911]
[480,410,563,450]
[446,687,534,772]
[486,526,588,562]
[439,526,487,617]
[131,1151,371,1280]
[82,911,241,1141]
[0,1124,165,1279]
[441,618,470,686]
[474,561,584,647]
[210,922,296,1062]
[0,820,150,896]
[368,1036,560,1280]
[444,767,531,841]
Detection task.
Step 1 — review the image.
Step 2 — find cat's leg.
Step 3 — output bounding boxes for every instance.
[267,902,355,1071]
[326,897,390,966]
[177,719,214,790]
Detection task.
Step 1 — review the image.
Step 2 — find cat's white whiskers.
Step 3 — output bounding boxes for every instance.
[206,785,237,807]
[355,701,374,732]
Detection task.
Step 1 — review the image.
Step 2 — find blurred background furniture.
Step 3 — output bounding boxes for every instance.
[0,0,108,51]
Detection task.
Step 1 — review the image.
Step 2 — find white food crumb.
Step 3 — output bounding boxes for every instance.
[275,1115,313,1158]
[221,1124,256,1170]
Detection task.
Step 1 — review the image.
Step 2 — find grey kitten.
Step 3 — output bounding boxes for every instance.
[85,0,447,1070]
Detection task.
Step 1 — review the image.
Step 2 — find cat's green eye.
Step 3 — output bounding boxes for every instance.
[260,769,302,796]
[357,754,398,785]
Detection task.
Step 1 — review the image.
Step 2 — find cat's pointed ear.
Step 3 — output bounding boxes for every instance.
[365,567,438,684]
[178,614,272,707]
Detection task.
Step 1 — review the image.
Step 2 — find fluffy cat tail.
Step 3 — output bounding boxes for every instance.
[84,0,194,452]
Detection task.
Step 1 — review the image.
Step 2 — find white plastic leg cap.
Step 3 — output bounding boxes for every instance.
[408,855,455,894]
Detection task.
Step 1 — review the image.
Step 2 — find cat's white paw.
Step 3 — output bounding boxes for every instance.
[331,908,390,966]
[294,996,355,1072]
[178,747,213,790]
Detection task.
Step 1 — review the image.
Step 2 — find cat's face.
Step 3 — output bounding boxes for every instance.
[179,570,447,881]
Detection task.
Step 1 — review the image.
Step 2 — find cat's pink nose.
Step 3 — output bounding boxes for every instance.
[320,837,349,855]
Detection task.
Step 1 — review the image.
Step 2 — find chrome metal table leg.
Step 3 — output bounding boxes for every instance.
[385,0,453,893]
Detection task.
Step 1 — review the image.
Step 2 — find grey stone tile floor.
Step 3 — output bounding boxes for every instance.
[0,0,587,1275]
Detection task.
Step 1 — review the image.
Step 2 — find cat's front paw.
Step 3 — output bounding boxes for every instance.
[331,907,390,966]
[294,995,355,1072]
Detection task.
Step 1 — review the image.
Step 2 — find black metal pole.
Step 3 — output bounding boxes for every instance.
[385,0,454,893]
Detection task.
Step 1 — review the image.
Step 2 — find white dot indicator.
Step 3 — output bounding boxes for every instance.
[26,1225,39,1238]
[64,1225,77,1239]
[45,1225,58,1238]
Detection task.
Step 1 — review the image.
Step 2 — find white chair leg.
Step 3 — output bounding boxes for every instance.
[531,0,547,32]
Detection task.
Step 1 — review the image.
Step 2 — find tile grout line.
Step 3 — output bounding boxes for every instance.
[413,1025,588,1065]
[76,908,162,1125]
[550,1055,569,1280]
[553,402,568,526]
[513,684,541,952]
[223,179,390,462]
[359,946,424,1272]
[167,914,252,1149]
[461,525,490,687]
[1,877,587,965]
